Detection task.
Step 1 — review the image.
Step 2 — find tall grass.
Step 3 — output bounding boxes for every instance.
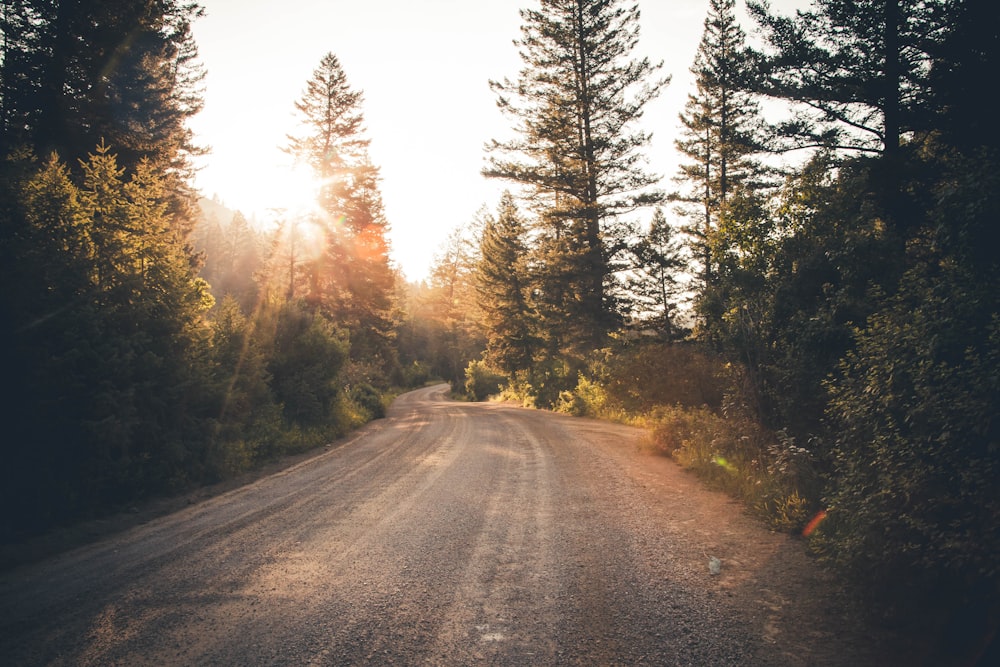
[642,404,815,531]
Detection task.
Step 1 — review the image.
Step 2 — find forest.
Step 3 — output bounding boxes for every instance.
[1,0,997,658]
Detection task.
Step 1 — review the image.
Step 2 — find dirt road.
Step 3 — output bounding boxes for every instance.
[0,384,899,665]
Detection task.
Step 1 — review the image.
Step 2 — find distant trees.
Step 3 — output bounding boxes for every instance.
[191,204,265,312]
[420,219,487,387]
[628,207,685,338]
[485,0,668,352]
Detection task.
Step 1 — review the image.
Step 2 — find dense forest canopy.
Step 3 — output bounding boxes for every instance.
[1,0,997,658]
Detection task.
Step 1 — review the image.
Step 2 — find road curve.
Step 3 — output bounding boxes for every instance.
[1,384,893,666]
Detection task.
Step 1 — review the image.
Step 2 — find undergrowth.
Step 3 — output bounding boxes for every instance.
[642,404,816,532]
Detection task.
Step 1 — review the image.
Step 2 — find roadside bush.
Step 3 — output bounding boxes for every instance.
[401,360,432,387]
[555,376,607,417]
[463,359,506,401]
[349,383,386,420]
[816,259,1000,628]
[602,341,728,412]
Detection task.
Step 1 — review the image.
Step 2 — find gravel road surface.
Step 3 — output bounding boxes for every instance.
[0,384,901,665]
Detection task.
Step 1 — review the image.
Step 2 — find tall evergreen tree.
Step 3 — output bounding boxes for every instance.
[0,0,205,182]
[284,52,368,182]
[284,52,396,374]
[747,0,942,160]
[0,145,215,535]
[485,0,668,350]
[673,0,766,332]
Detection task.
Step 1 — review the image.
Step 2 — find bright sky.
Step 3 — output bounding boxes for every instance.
[188,0,805,282]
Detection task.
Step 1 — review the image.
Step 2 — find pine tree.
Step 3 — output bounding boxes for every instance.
[1,0,206,254]
[0,144,215,533]
[485,0,668,350]
[673,0,765,325]
[284,52,368,182]
[476,192,540,375]
[284,52,396,374]
[0,0,205,175]
[628,207,685,338]
[747,0,945,162]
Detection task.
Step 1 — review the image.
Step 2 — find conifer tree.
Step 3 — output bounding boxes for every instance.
[673,0,765,326]
[747,0,944,176]
[628,207,685,338]
[0,0,205,185]
[476,192,540,375]
[1,145,214,533]
[284,52,396,374]
[485,0,668,350]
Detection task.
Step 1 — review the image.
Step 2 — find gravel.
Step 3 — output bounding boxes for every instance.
[0,384,910,666]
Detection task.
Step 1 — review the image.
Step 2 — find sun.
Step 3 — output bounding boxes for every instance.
[267,162,324,218]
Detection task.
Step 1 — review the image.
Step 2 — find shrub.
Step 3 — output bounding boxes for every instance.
[348,383,386,420]
[401,360,432,387]
[554,376,609,417]
[817,261,1000,618]
[602,341,728,412]
[463,359,506,401]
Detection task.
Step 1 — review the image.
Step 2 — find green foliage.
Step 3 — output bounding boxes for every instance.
[192,203,266,312]
[0,0,205,206]
[747,0,942,157]
[404,220,486,387]
[0,145,216,535]
[266,301,348,429]
[674,0,768,300]
[348,383,387,421]
[207,296,284,470]
[600,341,728,414]
[463,360,506,402]
[627,208,687,338]
[399,360,432,388]
[554,376,615,420]
[282,52,398,380]
[817,168,1000,613]
[477,192,540,375]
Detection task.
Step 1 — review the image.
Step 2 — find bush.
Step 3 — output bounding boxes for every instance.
[349,383,386,420]
[817,260,1000,617]
[602,341,728,412]
[401,360,432,387]
[463,359,506,401]
[555,376,608,417]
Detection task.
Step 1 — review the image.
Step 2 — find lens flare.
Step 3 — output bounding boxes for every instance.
[712,456,736,473]
[802,509,828,537]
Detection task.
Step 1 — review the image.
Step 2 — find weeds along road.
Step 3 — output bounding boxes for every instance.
[1,384,896,666]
